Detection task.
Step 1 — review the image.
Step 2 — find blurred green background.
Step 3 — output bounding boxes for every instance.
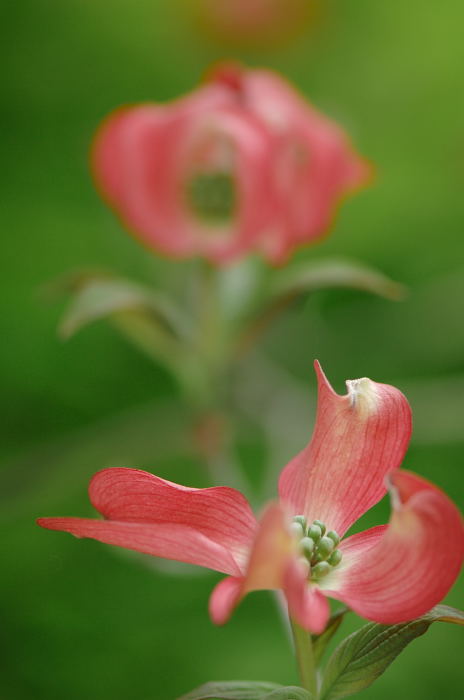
[1,1,463,698]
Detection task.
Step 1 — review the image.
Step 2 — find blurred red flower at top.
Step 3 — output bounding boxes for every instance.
[93,63,371,264]
[190,0,317,49]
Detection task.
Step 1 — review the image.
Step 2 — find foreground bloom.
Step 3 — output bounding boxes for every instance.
[38,362,463,632]
[92,64,370,264]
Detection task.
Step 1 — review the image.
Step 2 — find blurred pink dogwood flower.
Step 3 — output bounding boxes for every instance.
[190,0,316,49]
[92,64,370,264]
[38,362,463,632]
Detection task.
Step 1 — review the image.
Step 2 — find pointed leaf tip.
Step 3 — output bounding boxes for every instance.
[271,258,406,302]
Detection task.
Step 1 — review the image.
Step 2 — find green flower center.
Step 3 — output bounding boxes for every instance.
[291,516,342,582]
[187,171,236,223]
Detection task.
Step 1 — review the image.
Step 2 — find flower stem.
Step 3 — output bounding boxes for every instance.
[290,618,318,698]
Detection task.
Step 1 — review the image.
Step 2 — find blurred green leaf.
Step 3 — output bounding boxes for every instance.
[271,258,406,302]
[312,607,349,666]
[178,681,303,699]
[56,275,205,390]
[319,605,464,700]
[235,259,405,357]
[58,275,190,341]
[264,688,312,699]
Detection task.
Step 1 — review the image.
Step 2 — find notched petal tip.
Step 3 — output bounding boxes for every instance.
[314,360,380,417]
[205,61,244,92]
[346,376,379,416]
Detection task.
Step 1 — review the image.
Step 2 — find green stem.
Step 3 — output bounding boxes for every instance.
[290,619,318,698]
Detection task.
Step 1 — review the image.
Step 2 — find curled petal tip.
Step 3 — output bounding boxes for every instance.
[330,471,464,624]
[209,576,244,626]
[384,472,401,510]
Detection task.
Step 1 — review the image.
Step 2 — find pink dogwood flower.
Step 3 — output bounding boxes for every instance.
[92,64,370,264]
[193,0,314,49]
[38,362,463,632]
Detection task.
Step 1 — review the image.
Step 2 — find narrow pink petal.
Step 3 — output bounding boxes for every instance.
[325,471,464,623]
[242,502,294,591]
[209,576,244,625]
[37,518,241,575]
[284,559,330,633]
[279,361,412,536]
[208,502,295,626]
[89,468,257,569]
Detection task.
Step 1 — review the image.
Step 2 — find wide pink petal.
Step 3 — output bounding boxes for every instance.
[324,471,464,623]
[92,81,233,207]
[93,105,184,256]
[92,105,140,206]
[92,82,232,258]
[89,468,257,569]
[37,518,241,576]
[279,361,412,536]
[284,559,330,633]
[235,68,371,262]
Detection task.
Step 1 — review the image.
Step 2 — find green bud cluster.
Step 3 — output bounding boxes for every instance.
[292,516,343,581]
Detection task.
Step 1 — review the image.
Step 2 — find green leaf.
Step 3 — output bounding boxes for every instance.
[54,274,206,391]
[312,607,349,666]
[177,681,286,699]
[58,275,190,340]
[319,605,464,700]
[264,687,312,699]
[177,682,312,700]
[271,258,406,302]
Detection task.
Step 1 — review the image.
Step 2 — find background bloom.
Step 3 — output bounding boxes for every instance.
[38,363,463,633]
[188,0,317,49]
[93,64,370,263]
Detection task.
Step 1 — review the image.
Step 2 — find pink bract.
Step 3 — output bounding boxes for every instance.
[92,64,371,264]
[38,362,464,633]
